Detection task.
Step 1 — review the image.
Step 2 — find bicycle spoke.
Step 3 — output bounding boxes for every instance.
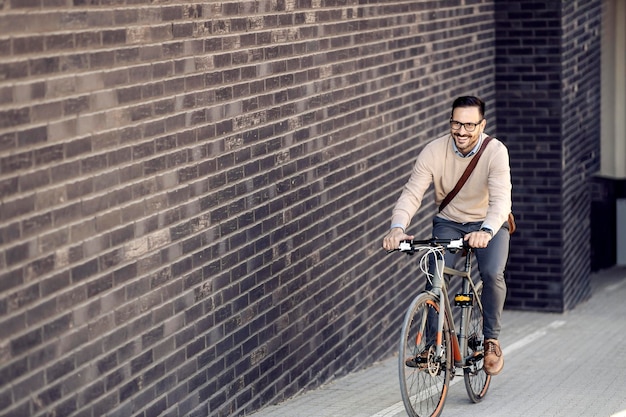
[399,294,450,417]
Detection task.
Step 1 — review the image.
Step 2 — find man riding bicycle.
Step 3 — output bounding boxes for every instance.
[382,96,511,376]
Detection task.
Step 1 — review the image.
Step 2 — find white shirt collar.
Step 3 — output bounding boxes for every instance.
[452,133,485,158]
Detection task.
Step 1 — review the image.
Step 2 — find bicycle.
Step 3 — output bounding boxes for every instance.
[390,237,491,417]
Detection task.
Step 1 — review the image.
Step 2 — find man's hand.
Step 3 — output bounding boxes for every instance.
[382,228,414,251]
[464,230,492,248]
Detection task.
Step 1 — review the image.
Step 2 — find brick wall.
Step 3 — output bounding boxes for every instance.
[0,1,497,416]
[559,0,601,309]
[494,0,601,311]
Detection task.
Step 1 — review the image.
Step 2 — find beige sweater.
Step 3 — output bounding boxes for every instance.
[391,133,512,231]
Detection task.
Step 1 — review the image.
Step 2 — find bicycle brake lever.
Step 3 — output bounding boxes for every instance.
[399,241,413,252]
[448,238,464,250]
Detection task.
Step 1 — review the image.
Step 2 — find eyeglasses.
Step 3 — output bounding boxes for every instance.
[450,119,483,132]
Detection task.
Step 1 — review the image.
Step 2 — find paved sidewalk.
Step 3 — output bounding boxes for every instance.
[248,266,626,417]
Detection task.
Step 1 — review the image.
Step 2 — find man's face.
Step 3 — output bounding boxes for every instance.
[450,106,485,156]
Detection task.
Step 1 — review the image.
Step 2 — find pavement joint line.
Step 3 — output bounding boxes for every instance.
[369,319,567,417]
[604,279,626,293]
[502,319,566,356]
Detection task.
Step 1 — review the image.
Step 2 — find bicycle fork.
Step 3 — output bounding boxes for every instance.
[430,252,462,365]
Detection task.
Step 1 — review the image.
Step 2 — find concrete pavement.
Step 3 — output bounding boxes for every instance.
[248,266,626,417]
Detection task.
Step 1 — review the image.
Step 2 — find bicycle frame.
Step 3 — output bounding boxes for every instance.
[423,245,484,367]
[430,247,482,366]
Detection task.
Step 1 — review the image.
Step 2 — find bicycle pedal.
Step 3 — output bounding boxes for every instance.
[465,352,484,365]
[454,293,474,307]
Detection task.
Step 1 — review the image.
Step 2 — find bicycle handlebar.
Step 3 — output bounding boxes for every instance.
[388,238,469,255]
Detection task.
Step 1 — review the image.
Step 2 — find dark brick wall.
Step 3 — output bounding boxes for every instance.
[0,1,498,416]
[559,0,601,310]
[494,0,601,312]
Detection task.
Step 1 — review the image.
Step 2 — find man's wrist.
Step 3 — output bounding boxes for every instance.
[479,227,493,237]
[390,224,405,232]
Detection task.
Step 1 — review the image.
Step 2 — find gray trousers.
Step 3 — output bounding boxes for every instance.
[429,216,510,340]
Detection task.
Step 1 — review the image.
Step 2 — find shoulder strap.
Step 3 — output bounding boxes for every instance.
[439,136,493,213]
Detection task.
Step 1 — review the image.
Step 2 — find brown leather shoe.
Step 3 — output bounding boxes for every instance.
[405,347,431,368]
[483,339,504,375]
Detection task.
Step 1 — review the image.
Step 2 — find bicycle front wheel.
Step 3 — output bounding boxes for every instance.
[463,281,491,402]
[398,292,452,417]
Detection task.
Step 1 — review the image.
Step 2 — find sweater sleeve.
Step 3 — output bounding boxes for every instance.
[389,143,437,230]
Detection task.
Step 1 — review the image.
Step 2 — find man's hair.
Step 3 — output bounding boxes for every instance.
[451,96,485,119]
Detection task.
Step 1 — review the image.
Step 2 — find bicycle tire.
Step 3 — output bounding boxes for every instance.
[462,281,491,402]
[398,292,452,417]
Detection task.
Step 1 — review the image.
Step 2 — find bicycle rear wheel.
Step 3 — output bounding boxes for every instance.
[463,281,491,402]
[399,293,452,417]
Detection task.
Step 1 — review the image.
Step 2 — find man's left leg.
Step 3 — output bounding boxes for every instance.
[474,226,509,375]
